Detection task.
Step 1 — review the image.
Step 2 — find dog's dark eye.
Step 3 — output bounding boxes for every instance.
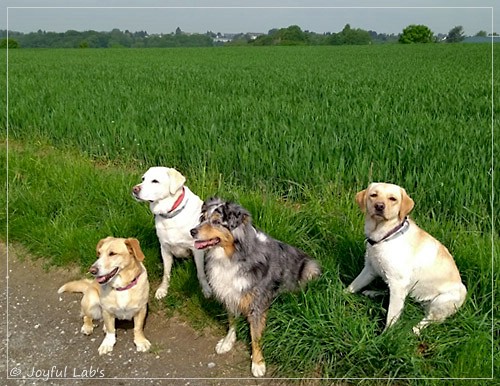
[389,197,397,202]
[152,179,159,183]
[141,177,145,182]
[370,193,377,198]
[212,218,221,226]
[109,251,116,256]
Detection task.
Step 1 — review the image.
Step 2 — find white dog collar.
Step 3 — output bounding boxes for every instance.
[366,217,410,246]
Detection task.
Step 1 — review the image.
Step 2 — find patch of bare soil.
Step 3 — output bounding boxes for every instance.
[1,243,302,386]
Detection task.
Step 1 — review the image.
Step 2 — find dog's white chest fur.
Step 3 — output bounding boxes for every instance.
[155,223,193,256]
[366,228,447,302]
[367,238,412,283]
[100,277,149,320]
[206,248,251,314]
[100,291,142,320]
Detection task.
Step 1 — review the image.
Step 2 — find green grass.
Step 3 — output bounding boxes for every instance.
[2,44,498,382]
[2,45,496,229]
[3,141,496,382]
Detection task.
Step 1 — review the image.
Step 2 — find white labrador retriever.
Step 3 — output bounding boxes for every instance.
[132,167,212,299]
[346,182,466,334]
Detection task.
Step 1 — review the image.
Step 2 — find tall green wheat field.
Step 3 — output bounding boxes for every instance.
[2,44,498,383]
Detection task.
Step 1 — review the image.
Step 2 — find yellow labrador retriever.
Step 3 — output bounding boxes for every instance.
[346,183,466,334]
[58,237,151,354]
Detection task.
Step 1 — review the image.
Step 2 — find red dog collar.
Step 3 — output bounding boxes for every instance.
[116,272,142,291]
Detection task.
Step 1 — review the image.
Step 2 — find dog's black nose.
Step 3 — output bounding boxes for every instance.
[89,266,98,276]
[190,228,198,238]
[375,203,385,212]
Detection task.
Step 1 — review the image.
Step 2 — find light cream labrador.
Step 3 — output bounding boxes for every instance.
[346,182,466,334]
[132,166,211,299]
[58,237,151,354]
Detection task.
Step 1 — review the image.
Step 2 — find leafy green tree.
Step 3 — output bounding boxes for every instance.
[0,38,19,48]
[328,24,371,45]
[475,30,488,37]
[251,34,275,45]
[252,25,307,45]
[278,25,306,44]
[447,26,465,43]
[399,24,434,44]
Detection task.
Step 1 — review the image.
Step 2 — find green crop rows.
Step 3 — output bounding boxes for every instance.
[2,44,498,382]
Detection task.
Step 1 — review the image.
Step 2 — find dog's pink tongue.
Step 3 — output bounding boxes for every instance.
[194,240,208,250]
[194,238,220,249]
[96,275,108,284]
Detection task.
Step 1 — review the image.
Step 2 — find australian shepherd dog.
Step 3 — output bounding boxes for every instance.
[190,198,321,377]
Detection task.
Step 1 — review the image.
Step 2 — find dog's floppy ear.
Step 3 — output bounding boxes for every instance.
[355,189,367,213]
[125,238,145,262]
[399,187,415,220]
[167,168,186,195]
[96,236,113,256]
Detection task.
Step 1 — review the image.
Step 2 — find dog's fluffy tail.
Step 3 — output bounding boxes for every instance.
[58,279,93,294]
[300,259,321,284]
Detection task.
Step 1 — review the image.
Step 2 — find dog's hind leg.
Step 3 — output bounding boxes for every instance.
[216,313,237,354]
[248,310,267,377]
[156,245,174,299]
[81,316,94,335]
[412,285,467,335]
[80,286,101,335]
[193,249,212,298]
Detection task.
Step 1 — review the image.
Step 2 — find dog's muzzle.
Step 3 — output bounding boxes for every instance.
[89,265,119,285]
[132,185,141,198]
[190,227,221,250]
[132,185,149,202]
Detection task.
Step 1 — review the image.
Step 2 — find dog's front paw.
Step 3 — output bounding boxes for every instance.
[251,361,266,377]
[215,338,234,354]
[81,324,94,335]
[98,333,116,355]
[215,330,236,354]
[135,338,151,352]
[201,284,213,298]
[344,286,355,294]
[155,286,168,299]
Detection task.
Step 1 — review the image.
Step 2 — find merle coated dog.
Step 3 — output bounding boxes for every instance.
[190,198,321,377]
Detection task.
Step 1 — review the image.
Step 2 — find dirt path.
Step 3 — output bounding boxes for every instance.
[1,243,293,386]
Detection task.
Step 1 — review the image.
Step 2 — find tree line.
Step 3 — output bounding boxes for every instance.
[0,28,213,48]
[0,24,494,48]
[243,24,385,46]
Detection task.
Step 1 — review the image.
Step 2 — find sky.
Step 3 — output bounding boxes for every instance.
[1,0,498,36]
